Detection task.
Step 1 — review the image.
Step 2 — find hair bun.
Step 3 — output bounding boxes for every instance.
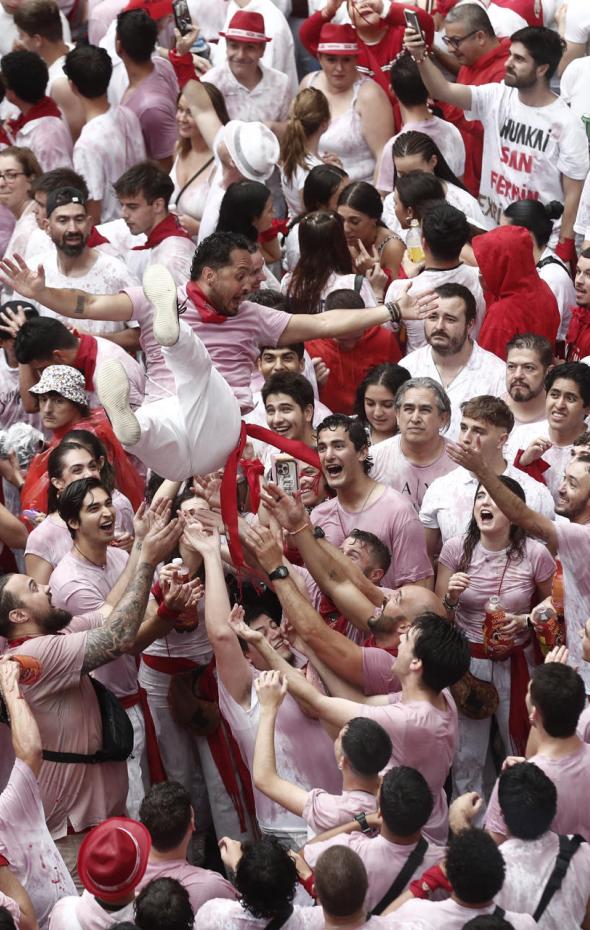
[544,200,564,221]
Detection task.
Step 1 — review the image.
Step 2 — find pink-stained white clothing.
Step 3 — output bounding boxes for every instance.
[537,248,575,342]
[73,106,147,223]
[5,626,128,838]
[370,435,456,512]
[554,521,590,693]
[280,154,324,221]
[385,896,536,929]
[305,833,445,914]
[420,463,555,544]
[2,202,38,276]
[0,352,43,430]
[310,75,375,184]
[195,899,325,930]
[0,759,76,930]
[90,333,146,410]
[126,233,195,288]
[382,181,488,241]
[125,288,291,408]
[385,264,485,354]
[137,859,237,914]
[356,690,458,845]
[362,646,399,696]
[377,119,466,193]
[311,485,433,590]
[121,58,179,161]
[48,890,134,930]
[202,61,291,124]
[0,204,15,257]
[170,155,212,225]
[218,670,342,837]
[88,0,127,45]
[506,420,573,504]
[577,703,590,741]
[0,893,20,926]
[400,341,506,441]
[496,831,590,930]
[215,0,298,96]
[31,248,140,337]
[281,270,376,313]
[13,116,73,173]
[126,318,242,479]
[302,787,377,835]
[485,742,590,841]
[466,83,589,237]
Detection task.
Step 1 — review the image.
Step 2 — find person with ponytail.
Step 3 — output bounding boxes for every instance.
[279,87,331,221]
[382,131,487,236]
[503,199,575,345]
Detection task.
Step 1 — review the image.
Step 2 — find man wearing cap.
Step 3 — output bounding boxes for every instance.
[26,187,141,352]
[48,816,151,928]
[202,12,291,130]
[215,0,298,96]
[62,46,147,226]
[0,49,73,172]
[117,7,178,170]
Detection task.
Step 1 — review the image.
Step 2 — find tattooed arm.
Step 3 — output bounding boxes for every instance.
[82,518,182,673]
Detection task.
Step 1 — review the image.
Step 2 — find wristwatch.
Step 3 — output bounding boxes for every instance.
[268,566,289,581]
[313,526,326,540]
[354,812,374,835]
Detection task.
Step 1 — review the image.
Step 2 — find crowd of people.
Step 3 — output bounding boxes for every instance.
[0,0,589,927]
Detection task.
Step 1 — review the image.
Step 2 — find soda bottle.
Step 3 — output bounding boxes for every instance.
[483,595,514,659]
[532,604,564,657]
[171,557,190,584]
[551,559,565,621]
[406,221,425,264]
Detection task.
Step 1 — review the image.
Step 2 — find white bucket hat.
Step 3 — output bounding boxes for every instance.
[29,365,89,406]
[222,120,280,182]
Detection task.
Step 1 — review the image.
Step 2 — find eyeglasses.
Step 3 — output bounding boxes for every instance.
[442,29,479,49]
[0,170,26,183]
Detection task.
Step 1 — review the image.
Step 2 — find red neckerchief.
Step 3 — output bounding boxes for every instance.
[72,331,99,391]
[87,226,110,247]
[7,96,62,136]
[6,635,40,648]
[363,635,398,657]
[132,214,192,251]
[185,281,228,325]
[566,305,590,361]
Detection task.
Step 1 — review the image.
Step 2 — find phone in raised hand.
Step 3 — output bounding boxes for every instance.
[404,8,424,40]
[173,0,193,36]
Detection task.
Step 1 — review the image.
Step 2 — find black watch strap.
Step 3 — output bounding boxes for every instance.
[354,812,373,835]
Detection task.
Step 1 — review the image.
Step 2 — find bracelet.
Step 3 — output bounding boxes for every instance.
[442,594,459,611]
[287,522,311,537]
[299,871,317,900]
[385,300,401,325]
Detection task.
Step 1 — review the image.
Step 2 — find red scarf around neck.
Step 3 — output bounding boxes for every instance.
[7,96,62,136]
[87,226,110,247]
[185,281,228,325]
[132,214,192,251]
[73,331,99,391]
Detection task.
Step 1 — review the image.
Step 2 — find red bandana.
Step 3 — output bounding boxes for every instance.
[132,214,192,251]
[87,226,110,247]
[7,96,62,136]
[185,281,228,325]
[73,331,99,391]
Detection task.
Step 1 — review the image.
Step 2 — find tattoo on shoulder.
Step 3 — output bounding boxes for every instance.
[81,563,153,673]
[74,295,86,316]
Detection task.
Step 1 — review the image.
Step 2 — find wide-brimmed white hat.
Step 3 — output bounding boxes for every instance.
[222,120,280,182]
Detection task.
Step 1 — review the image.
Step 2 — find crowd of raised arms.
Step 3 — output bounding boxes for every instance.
[0,0,590,927]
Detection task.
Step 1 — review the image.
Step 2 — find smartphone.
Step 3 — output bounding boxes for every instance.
[173,0,193,36]
[404,8,424,39]
[272,455,299,496]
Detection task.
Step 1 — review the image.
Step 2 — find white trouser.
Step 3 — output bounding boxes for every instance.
[131,320,242,480]
[125,703,148,819]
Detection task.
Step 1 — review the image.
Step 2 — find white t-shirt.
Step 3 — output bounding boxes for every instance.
[280,153,324,221]
[560,56,590,120]
[382,181,488,242]
[574,169,590,240]
[537,248,576,341]
[466,83,590,233]
[564,0,590,49]
[505,418,575,502]
[377,119,466,193]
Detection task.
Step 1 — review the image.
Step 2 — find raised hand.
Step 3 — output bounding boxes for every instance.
[311,356,330,386]
[0,303,30,339]
[544,644,569,665]
[227,604,264,646]
[0,254,46,300]
[133,497,172,541]
[182,521,221,555]
[244,521,287,573]
[447,437,487,477]
[142,515,183,565]
[161,576,202,613]
[0,657,20,696]
[519,437,552,467]
[259,482,308,535]
[396,281,440,321]
[448,792,482,834]
[254,669,288,710]
[446,572,470,603]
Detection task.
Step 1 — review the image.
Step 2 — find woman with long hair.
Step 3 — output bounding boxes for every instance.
[283,210,376,314]
[436,476,555,803]
[280,87,331,220]
[354,363,411,445]
[24,434,135,583]
[282,163,348,271]
[502,199,575,344]
[216,179,278,265]
[171,82,229,240]
[0,146,42,269]
[337,180,404,278]
[382,131,487,235]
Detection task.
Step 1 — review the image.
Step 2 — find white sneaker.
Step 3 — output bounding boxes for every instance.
[96,360,141,446]
[143,264,179,347]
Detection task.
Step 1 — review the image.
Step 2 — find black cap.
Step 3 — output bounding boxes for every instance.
[46,186,87,218]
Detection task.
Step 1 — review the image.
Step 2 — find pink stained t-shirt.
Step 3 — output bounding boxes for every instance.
[120,58,178,161]
[0,759,76,930]
[311,485,433,589]
[362,646,400,696]
[438,536,555,643]
[125,287,291,408]
[126,231,196,289]
[577,703,590,741]
[48,890,135,930]
[92,334,145,410]
[370,435,456,512]
[384,896,536,929]
[357,690,458,845]
[194,899,326,930]
[304,833,445,914]
[302,787,377,835]
[5,629,128,838]
[137,858,237,914]
[49,546,138,699]
[15,116,73,172]
[554,521,590,694]
[218,670,342,834]
[0,893,19,926]
[485,743,590,841]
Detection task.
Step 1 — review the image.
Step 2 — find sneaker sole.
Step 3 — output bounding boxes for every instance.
[95,360,141,446]
[143,264,179,347]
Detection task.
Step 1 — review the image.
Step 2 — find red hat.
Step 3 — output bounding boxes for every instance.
[317,23,359,55]
[123,0,173,20]
[78,818,151,903]
[220,10,271,43]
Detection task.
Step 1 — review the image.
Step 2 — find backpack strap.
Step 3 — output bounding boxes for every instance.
[533,834,584,922]
[537,254,569,273]
[493,906,505,918]
[369,836,428,916]
[353,273,364,293]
